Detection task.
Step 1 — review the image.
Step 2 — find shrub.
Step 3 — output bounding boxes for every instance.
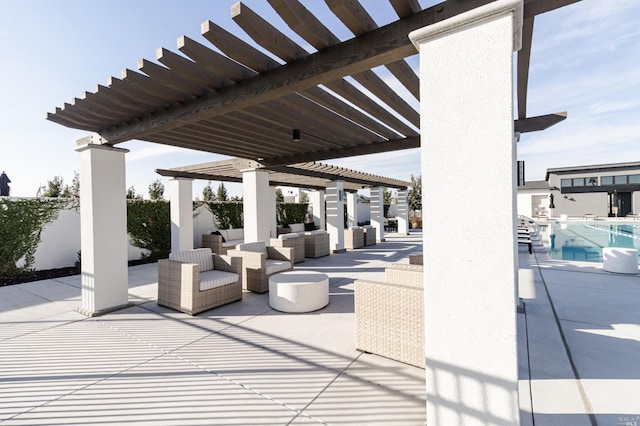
[277,203,308,226]
[207,201,243,229]
[127,199,170,261]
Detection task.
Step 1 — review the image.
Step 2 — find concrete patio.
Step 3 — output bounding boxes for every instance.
[1,232,639,425]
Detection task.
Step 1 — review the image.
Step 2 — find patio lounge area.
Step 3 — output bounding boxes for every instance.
[2,232,638,424]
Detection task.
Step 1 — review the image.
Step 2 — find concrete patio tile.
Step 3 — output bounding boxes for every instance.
[0,309,84,341]
[172,328,346,411]
[0,318,163,421]
[528,379,592,426]
[299,353,425,425]
[1,355,305,425]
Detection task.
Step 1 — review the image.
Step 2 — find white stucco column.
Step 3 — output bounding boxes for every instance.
[370,187,385,242]
[169,177,193,253]
[410,1,522,424]
[397,189,409,235]
[269,186,277,238]
[76,140,130,316]
[326,181,345,253]
[242,168,270,243]
[346,191,357,228]
[310,190,325,230]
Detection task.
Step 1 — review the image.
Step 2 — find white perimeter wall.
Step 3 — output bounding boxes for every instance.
[28,203,217,270]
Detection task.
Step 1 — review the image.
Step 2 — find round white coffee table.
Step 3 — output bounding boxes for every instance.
[603,247,638,274]
[269,271,329,313]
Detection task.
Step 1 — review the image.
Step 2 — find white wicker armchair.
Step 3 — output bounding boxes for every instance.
[157,248,242,315]
[227,241,293,293]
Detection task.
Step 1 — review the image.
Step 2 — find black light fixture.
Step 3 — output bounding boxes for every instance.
[292,128,301,142]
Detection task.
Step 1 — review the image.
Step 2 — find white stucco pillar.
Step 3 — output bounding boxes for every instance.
[310,190,325,230]
[346,192,357,228]
[170,178,193,253]
[242,168,270,243]
[326,181,345,253]
[370,187,385,242]
[76,140,130,316]
[397,189,409,235]
[269,186,277,238]
[410,1,522,424]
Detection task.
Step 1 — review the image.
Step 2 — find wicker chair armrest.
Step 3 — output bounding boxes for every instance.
[227,249,265,269]
[202,234,224,253]
[266,246,293,262]
[385,264,424,288]
[213,254,242,274]
[158,259,199,294]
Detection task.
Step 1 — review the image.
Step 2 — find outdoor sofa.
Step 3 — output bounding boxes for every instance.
[202,228,244,255]
[270,233,305,263]
[354,263,424,368]
[227,241,293,293]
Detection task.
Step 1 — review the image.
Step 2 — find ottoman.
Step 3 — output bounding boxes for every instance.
[603,247,638,274]
[269,271,329,313]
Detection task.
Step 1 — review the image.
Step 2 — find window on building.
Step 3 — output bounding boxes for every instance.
[572,178,585,186]
[601,176,614,185]
[614,175,628,184]
[587,177,598,186]
[561,178,572,187]
[629,175,640,184]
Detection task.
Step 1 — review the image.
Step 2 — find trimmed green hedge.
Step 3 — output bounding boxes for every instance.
[277,203,308,226]
[127,199,170,261]
[206,201,243,230]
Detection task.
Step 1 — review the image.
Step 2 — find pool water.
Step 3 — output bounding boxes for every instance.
[537,222,640,263]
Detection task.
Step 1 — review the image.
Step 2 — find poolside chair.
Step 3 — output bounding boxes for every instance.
[157,248,242,315]
[227,241,293,293]
[354,263,425,368]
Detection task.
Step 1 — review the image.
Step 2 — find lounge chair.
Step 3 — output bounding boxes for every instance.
[228,241,293,293]
[157,248,242,315]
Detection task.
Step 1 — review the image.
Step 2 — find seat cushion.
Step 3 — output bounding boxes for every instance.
[226,228,244,241]
[264,259,291,275]
[170,248,214,272]
[222,239,243,248]
[236,241,267,254]
[289,223,305,233]
[199,270,239,291]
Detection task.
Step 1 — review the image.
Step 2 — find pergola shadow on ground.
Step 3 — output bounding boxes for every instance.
[46,0,582,423]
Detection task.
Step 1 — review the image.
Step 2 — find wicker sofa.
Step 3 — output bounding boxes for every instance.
[157,248,242,315]
[227,241,293,293]
[202,228,244,255]
[354,263,424,368]
[345,226,364,249]
[303,230,330,258]
[270,233,305,263]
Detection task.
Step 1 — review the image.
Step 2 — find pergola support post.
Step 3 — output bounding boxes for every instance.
[346,192,358,228]
[397,189,409,235]
[370,187,385,242]
[76,141,130,317]
[326,181,345,253]
[269,186,277,238]
[410,0,522,424]
[310,190,325,230]
[242,168,270,243]
[170,177,194,253]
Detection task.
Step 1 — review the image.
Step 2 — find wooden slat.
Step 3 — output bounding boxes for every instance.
[81,89,143,116]
[120,68,188,102]
[156,47,231,89]
[178,36,256,81]
[106,76,174,107]
[261,136,421,166]
[523,0,582,18]
[96,82,158,110]
[389,0,422,18]
[138,59,207,96]
[517,17,534,119]
[514,112,567,133]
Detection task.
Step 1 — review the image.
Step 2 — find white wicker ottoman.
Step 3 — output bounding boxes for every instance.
[269,271,329,313]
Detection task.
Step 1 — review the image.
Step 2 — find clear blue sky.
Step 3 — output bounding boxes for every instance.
[1,0,638,198]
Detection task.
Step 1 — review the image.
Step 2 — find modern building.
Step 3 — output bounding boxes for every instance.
[518,161,640,218]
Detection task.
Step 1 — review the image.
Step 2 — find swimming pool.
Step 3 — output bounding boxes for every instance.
[537,221,640,263]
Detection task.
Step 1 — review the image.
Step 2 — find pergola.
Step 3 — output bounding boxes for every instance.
[48,0,581,423]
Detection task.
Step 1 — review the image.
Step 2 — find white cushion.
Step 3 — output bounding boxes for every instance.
[236,241,267,255]
[306,230,327,235]
[219,229,231,241]
[264,259,291,275]
[289,223,305,233]
[222,240,242,248]
[226,228,244,241]
[170,248,214,272]
[279,233,300,240]
[199,270,239,291]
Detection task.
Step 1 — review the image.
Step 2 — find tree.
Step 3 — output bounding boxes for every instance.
[202,181,215,202]
[383,188,393,205]
[39,176,65,198]
[126,186,142,200]
[408,174,422,212]
[148,179,165,200]
[275,188,284,204]
[69,171,80,198]
[299,191,309,204]
[216,182,228,201]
